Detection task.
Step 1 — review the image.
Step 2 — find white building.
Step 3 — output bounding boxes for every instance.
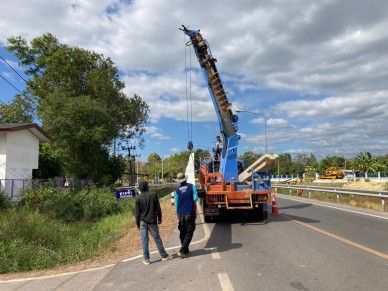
[0,123,51,199]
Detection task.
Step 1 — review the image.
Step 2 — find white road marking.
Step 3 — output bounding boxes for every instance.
[211,248,221,259]
[218,273,234,291]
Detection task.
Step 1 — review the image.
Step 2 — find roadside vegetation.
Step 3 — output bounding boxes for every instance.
[0,186,171,274]
[275,181,388,212]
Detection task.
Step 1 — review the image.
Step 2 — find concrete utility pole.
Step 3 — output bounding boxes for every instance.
[124,146,136,186]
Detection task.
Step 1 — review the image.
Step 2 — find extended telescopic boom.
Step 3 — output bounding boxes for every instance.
[180,25,240,181]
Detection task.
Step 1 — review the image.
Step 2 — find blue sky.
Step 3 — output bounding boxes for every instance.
[1,0,388,162]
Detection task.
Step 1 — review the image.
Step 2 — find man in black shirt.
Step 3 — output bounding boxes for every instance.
[135,180,173,265]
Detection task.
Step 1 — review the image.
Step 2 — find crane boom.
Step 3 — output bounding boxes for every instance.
[181,25,239,181]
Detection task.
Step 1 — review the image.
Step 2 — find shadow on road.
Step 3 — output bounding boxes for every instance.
[204,221,243,254]
[279,203,313,210]
[269,212,321,224]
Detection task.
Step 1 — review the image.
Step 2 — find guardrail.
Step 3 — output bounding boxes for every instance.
[272,184,388,212]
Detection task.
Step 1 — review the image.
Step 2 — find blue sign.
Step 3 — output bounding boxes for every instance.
[116,189,136,199]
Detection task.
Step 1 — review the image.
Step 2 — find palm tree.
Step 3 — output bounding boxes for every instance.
[352,152,386,173]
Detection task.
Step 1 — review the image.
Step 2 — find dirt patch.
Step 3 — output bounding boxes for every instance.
[0,200,178,280]
[343,181,386,191]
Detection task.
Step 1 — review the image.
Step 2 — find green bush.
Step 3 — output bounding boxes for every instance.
[23,185,79,222]
[0,191,13,210]
[75,187,121,221]
[22,185,124,222]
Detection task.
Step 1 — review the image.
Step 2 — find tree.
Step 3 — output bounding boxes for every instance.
[318,155,345,175]
[147,153,162,182]
[352,152,386,174]
[7,33,149,182]
[292,153,318,175]
[160,151,191,181]
[238,151,261,168]
[0,94,35,123]
[32,143,63,179]
[277,153,293,175]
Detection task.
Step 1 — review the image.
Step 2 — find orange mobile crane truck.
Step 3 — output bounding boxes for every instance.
[180,25,278,222]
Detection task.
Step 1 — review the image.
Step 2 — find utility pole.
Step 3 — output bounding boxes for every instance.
[124,146,136,186]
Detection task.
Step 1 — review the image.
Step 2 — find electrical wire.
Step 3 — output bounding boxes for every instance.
[0,74,24,95]
[0,55,28,83]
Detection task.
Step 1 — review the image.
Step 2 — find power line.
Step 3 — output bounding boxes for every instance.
[0,74,24,95]
[0,55,28,83]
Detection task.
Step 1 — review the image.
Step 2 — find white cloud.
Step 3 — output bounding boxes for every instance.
[169,147,180,153]
[2,0,388,158]
[145,126,171,140]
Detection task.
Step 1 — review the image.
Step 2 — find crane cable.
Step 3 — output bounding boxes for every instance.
[184,33,193,151]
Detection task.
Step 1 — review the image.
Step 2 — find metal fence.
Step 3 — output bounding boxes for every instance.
[272,184,388,212]
[0,178,93,201]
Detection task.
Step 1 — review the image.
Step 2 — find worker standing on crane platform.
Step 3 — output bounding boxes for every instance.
[214,136,223,172]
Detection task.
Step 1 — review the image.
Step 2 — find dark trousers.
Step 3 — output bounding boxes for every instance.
[178,214,196,254]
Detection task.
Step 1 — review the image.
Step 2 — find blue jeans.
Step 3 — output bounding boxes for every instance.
[140,221,168,260]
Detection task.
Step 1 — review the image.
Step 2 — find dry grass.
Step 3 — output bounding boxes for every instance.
[343,181,386,191]
[290,181,387,212]
[0,199,178,280]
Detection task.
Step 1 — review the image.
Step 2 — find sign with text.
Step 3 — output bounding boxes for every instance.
[115,188,136,199]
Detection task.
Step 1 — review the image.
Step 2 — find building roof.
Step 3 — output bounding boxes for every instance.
[0,123,52,143]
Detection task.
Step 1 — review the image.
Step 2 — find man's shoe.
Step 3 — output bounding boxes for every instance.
[162,254,173,261]
[143,259,150,265]
[178,252,188,258]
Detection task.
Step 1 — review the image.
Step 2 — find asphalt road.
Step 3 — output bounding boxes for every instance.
[2,196,388,290]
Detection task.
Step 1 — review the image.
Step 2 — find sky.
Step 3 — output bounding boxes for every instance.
[1,0,388,162]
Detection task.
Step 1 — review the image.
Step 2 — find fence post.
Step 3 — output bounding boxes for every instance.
[11,179,14,199]
[380,193,385,212]
[335,188,339,204]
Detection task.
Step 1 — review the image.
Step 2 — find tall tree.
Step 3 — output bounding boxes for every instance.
[352,152,386,173]
[7,34,149,182]
[0,94,35,123]
[318,155,345,175]
[238,151,262,168]
[278,153,293,175]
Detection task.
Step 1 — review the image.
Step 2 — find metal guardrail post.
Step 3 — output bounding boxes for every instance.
[335,188,339,204]
[380,193,385,212]
[308,190,311,199]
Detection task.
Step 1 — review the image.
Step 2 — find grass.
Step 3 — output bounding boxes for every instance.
[0,207,134,274]
[0,186,172,274]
